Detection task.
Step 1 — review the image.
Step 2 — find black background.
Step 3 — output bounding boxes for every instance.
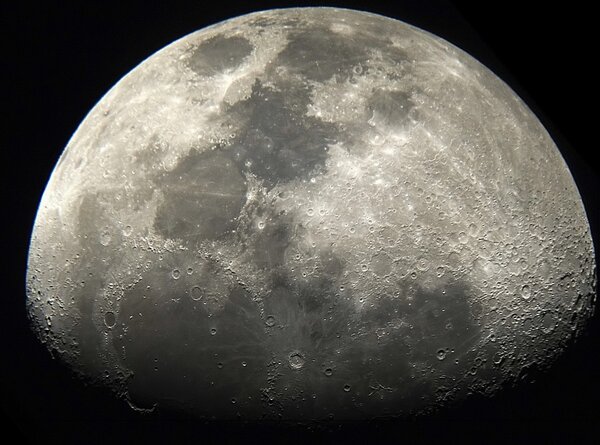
[4,1,598,443]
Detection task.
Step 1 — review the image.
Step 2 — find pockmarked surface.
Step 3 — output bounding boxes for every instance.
[27,8,596,420]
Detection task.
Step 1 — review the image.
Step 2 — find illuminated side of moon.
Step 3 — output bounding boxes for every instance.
[26,8,596,421]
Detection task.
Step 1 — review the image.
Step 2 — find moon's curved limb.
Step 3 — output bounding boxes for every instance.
[26,8,595,421]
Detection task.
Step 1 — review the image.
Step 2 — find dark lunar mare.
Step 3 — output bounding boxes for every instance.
[225,79,338,187]
[187,34,254,76]
[153,148,247,243]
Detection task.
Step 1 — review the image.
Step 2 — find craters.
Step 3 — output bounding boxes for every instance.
[190,285,203,301]
[362,280,480,382]
[104,311,116,328]
[153,148,247,242]
[520,284,532,300]
[122,225,133,237]
[171,269,181,280]
[100,229,112,246]
[288,351,305,370]
[416,256,430,272]
[188,285,224,315]
[323,367,333,377]
[467,222,479,237]
[492,352,504,366]
[540,311,557,334]
[114,263,265,415]
[186,34,253,77]
[185,260,231,316]
[265,315,276,327]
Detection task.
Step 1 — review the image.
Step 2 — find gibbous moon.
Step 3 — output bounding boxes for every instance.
[26,8,596,421]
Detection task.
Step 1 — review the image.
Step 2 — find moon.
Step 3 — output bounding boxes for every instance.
[26,7,596,421]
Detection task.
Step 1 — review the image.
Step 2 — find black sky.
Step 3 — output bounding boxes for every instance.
[4,1,598,444]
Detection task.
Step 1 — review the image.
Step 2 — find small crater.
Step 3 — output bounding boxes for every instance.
[288,351,305,370]
[171,269,181,279]
[104,311,116,328]
[100,230,111,246]
[417,257,429,271]
[541,312,556,334]
[468,223,478,236]
[324,367,333,377]
[190,285,203,301]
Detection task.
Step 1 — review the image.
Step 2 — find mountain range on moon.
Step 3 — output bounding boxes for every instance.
[25,7,596,423]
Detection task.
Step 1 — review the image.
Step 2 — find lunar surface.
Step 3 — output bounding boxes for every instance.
[26,8,596,421]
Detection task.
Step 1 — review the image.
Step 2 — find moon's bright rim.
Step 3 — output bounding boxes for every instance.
[26,7,596,421]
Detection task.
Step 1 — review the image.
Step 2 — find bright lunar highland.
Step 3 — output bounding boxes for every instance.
[26,8,596,421]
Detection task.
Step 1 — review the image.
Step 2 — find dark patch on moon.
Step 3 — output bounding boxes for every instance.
[276,25,371,82]
[226,80,338,186]
[187,34,253,77]
[153,148,247,243]
[345,280,482,416]
[251,215,294,270]
[260,261,361,419]
[113,259,269,417]
[367,88,416,129]
[366,281,480,365]
[111,216,483,420]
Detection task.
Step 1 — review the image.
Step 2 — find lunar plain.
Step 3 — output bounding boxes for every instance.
[26,7,596,421]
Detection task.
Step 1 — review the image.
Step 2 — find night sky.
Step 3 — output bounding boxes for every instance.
[4,1,598,443]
